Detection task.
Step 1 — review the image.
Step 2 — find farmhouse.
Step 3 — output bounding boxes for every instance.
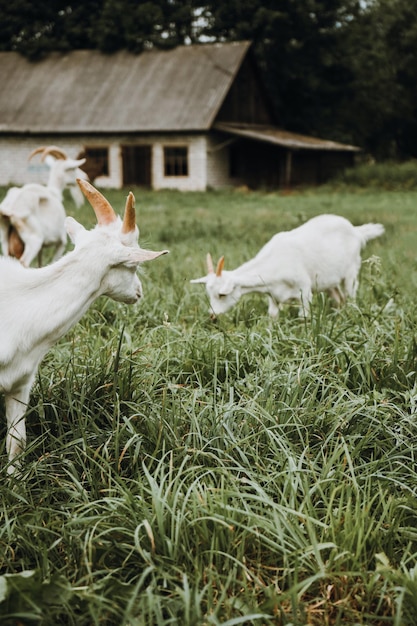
[0,41,359,191]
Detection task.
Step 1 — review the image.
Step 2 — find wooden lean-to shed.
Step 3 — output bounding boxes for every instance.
[0,41,359,191]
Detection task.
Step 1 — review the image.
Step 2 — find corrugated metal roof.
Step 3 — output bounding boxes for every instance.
[0,42,251,133]
[214,123,361,152]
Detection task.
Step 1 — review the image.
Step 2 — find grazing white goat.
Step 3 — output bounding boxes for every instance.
[0,179,168,474]
[191,214,384,319]
[0,146,86,267]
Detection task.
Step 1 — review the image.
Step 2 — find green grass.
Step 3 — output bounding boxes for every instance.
[1,181,417,624]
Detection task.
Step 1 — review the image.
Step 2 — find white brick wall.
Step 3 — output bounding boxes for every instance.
[0,137,90,186]
[0,133,235,191]
[207,135,246,189]
[206,135,232,188]
[153,135,207,191]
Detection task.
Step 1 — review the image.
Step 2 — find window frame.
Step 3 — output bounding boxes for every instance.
[163,145,189,177]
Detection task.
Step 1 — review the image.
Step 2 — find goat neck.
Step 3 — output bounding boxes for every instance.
[230,255,274,292]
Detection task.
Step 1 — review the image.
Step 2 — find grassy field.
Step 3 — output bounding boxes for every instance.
[1,180,417,625]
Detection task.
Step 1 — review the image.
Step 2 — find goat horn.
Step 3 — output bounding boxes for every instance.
[40,146,68,161]
[28,145,68,161]
[216,256,225,276]
[76,178,117,225]
[206,253,214,274]
[121,192,136,234]
[28,146,47,161]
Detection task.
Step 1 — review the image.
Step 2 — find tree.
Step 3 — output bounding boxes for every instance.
[336,0,417,158]
[0,0,104,57]
[0,0,416,158]
[382,0,417,157]
[0,0,202,57]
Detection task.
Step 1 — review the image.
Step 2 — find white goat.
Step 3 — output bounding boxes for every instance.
[0,146,86,267]
[191,214,384,319]
[0,178,168,474]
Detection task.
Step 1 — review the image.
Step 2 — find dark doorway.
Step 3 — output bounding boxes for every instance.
[122,145,152,186]
[229,140,285,189]
[77,146,109,182]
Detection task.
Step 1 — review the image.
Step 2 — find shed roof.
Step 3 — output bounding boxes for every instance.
[0,42,251,134]
[214,123,360,152]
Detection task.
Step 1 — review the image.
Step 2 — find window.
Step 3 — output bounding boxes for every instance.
[81,146,109,179]
[164,146,188,177]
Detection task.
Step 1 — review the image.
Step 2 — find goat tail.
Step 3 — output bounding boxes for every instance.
[355,223,385,247]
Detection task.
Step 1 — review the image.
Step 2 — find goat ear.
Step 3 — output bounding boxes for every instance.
[218,285,234,296]
[65,158,86,171]
[127,248,169,265]
[65,216,86,243]
[190,276,209,284]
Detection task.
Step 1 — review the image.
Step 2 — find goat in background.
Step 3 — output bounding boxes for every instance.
[0,145,86,266]
[191,214,384,319]
[0,178,168,475]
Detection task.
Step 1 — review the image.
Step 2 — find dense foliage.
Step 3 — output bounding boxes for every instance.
[0,0,416,160]
[1,178,417,624]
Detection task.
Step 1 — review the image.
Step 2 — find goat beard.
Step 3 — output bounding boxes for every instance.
[8,225,24,259]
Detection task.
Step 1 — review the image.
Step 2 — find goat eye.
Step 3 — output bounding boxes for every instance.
[218,293,227,299]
